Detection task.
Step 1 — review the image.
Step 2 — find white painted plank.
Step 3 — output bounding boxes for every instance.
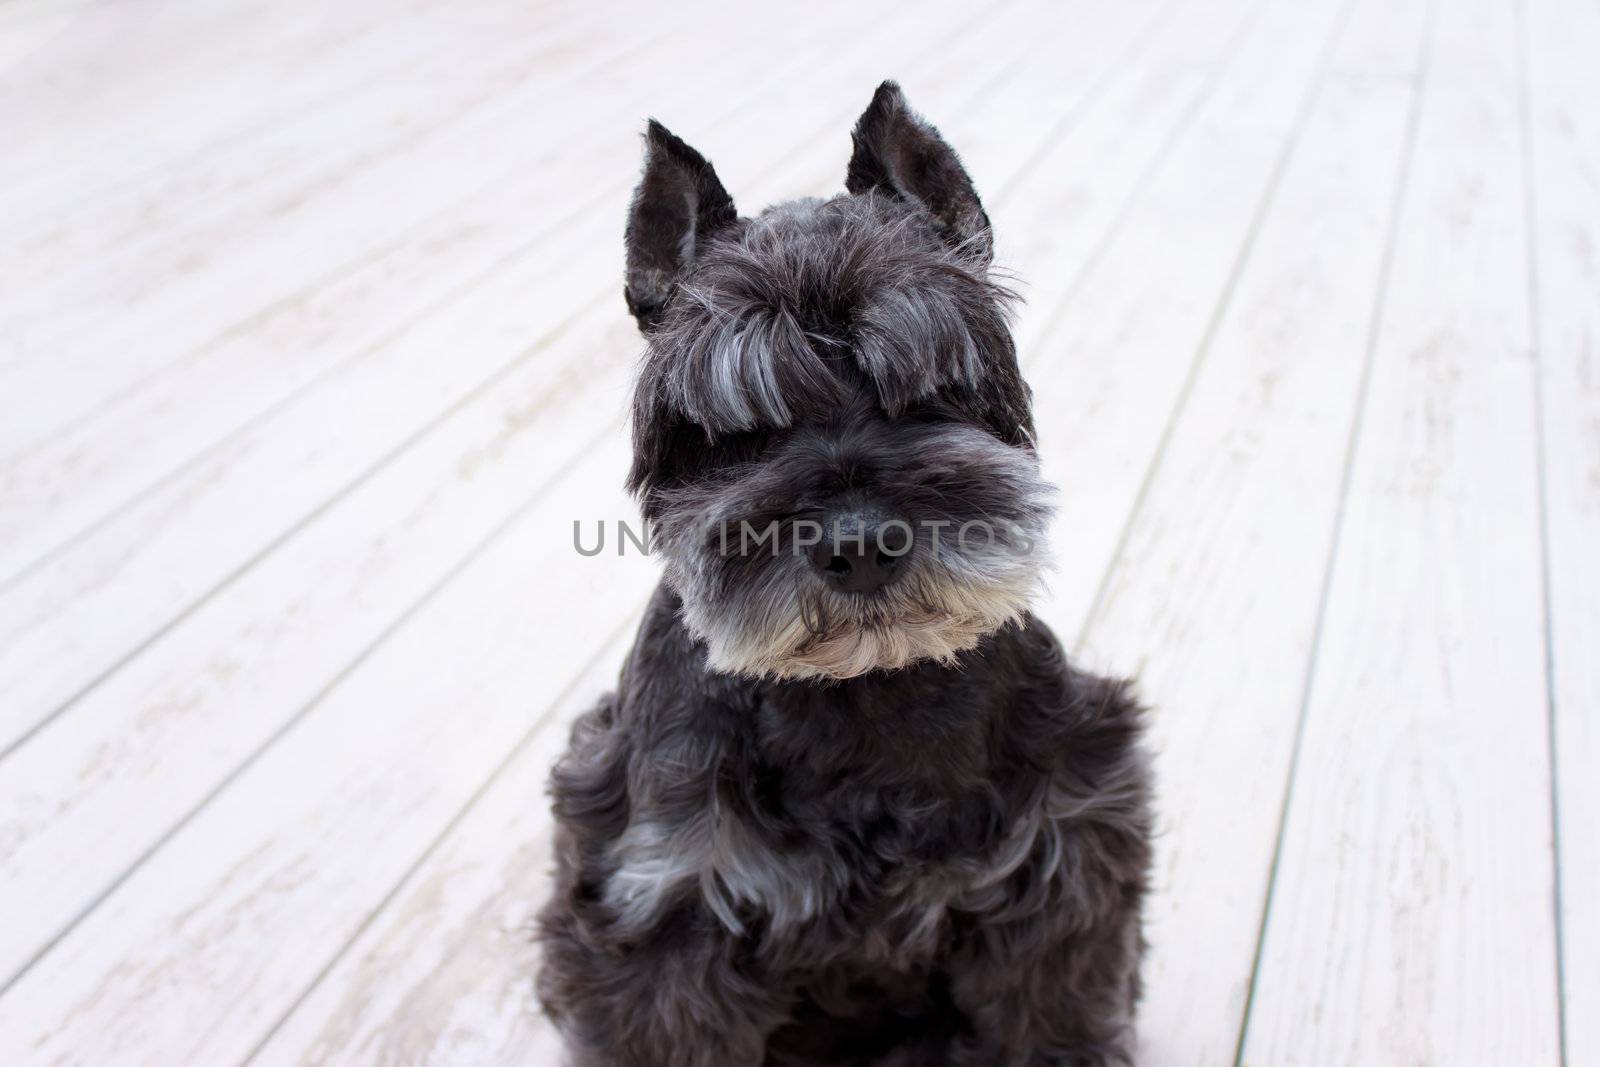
[0,1,637,456]
[0,0,576,297]
[0,438,657,1067]
[1239,0,1562,1061]
[1020,0,1354,641]
[0,0,119,74]
[250,626,636,1067]
[1524,0,1600,1058]
[1071,0,1434,1060]
[0,0,953,750]
[997,0,1264,360]
[0,0,471,210]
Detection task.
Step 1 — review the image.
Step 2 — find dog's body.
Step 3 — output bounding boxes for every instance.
[537,83,1152,1066]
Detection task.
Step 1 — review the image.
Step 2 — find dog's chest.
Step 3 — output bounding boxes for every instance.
[606,772,1029,956]
[602,671,1043,947]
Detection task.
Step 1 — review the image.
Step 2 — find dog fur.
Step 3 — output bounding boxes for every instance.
[536,81,1153,1066]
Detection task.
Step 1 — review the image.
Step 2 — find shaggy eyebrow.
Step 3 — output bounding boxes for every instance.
[652,274,1013,436]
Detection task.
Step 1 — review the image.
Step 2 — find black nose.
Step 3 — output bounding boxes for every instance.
[807,518,911,595]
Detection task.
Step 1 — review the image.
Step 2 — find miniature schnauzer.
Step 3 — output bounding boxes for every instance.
[537,82,1152,1066]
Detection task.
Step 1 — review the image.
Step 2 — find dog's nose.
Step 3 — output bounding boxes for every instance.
[807,518,911,595]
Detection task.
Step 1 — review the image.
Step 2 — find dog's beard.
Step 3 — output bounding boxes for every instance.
[649,420,1055,680]
[740,556,1041,680]
[663,511,1050,682]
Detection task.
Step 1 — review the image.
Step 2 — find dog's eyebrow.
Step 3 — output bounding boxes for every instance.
[641,196,1017,436]
[668,294,843,433]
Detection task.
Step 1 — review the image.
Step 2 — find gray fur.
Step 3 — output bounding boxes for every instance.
[537,81,1153,1067]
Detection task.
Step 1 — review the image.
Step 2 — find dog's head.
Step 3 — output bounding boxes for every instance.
[623,81,1052,681]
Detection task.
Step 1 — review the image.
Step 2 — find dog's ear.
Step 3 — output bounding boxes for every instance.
[624,120,737,332]
[846,81,992,264]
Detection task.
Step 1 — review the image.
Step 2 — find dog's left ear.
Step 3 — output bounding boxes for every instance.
[846,81,992,264]
[624,120,737,332]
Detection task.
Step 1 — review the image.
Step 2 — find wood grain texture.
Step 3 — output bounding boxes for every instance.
[0,1,637,492]
[998,0,1265,360]
[0,0,464,201]
[250,626,638,1067]
[0,0,584,381]
[1022,0,1353,641]
[0,438,655,1067]
[1524,0,1600,1060]
[1238,0,1562,1061]
[0,0,603,435]
[0,0,527,253]
[1077,0,1434,1061]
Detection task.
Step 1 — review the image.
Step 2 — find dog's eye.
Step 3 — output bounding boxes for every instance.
[715,428,771,463]
[899,397,956,425]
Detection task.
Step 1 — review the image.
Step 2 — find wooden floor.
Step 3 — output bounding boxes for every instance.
[0,0,1593,1063]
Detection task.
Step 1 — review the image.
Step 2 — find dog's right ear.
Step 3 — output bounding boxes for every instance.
[623,120,737,332]
[846,81,992,264]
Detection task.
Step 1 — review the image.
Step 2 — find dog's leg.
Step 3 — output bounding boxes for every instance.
[536,693,789,1066]
[944,669,1152,1066]
[943,913,1143,1067]
[538,904,788,1067]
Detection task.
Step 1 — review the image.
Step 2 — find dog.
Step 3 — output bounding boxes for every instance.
[536,81,1152,1066]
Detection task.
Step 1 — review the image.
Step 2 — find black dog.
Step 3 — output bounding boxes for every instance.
[537,82,1152,1066]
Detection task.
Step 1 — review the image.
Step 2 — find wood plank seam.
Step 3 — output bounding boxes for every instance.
[1012,0,1271,370]
[1226,2,1441,1060]
[0,390,614,998]
[1512,0,1571,1059]
[987,0,1191,212]
[0,303,597,765]
[234,612,641,1066]
[1,0,558,221]
[0,23,649,509]
[0,0,617,395]
[1074,0,1364,651]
